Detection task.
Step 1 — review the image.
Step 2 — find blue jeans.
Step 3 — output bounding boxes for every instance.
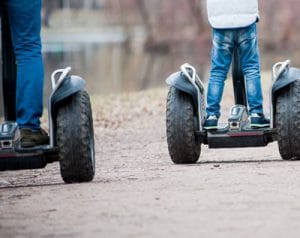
[5,0,43,130]
[207,23,263,118]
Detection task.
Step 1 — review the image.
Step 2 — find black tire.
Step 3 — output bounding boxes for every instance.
[166,87,201,164]
[56,90,95,183]
[276,80,300,160]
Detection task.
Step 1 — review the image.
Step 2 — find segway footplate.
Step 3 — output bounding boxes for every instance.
[202,125,276,148]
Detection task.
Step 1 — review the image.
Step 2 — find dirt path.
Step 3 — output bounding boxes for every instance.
[1,87,300,238]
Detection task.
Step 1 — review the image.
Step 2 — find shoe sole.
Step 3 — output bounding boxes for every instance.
[204,126,218,130]
[21,142,36,148]
[250,124,270,128]
[21,140,49,148]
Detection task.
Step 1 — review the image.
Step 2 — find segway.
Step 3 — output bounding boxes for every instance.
[166,46,300,164]
[0,5,95,183]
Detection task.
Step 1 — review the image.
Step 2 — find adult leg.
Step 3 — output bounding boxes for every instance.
[6,0,44,130]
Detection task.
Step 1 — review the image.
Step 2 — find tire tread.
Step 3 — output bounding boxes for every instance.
[57,91,95,183]
[166,87,200,164]
[276,80,300,160]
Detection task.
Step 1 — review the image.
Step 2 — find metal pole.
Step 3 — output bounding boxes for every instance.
[1,5,17,121]
[232,46,247,107]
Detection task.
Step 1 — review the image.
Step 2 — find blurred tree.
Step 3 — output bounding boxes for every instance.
[42,0,61,27]
[43,0,300,56]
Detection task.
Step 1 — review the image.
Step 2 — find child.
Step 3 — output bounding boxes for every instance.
[204,0,270,129]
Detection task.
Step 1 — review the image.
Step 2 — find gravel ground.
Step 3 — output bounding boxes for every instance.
[1,83,300,238]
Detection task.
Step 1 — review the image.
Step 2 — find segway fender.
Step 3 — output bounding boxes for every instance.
[272,67,300,95]
[51,75,86,106]
[271,67,300,127]
[272,67,300,108]
[166,71,199,108]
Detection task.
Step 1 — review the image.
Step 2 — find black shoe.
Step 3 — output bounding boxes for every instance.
[250,113,270,128]
[20,128,49,147]
[204,115,218,130]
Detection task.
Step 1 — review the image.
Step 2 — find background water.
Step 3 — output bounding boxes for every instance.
[43,41,170,97]
[41,30,209,100]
